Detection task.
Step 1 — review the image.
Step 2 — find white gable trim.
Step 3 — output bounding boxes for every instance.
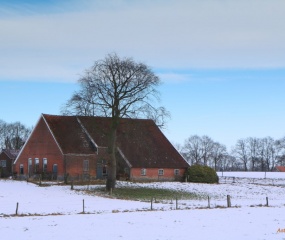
[76,117,98,153]
[117,147,132,168]
[13,115,42,164]
[42,114,64,155]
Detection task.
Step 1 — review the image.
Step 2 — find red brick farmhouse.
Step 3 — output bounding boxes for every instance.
[0,149,19,178]
[14,114,189,181]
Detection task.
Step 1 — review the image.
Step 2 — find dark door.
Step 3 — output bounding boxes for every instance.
[52,164,58,180]
[97,163,103,179]
[97,160,107,179]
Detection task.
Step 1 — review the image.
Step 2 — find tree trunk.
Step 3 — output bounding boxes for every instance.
[106,119,118,191]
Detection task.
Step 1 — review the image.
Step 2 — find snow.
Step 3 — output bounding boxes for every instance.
[1,172,285,240]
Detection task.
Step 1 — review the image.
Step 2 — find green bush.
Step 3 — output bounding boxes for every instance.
[185,165,219,184]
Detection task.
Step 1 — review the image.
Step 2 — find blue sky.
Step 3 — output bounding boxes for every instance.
[1,0,285,149]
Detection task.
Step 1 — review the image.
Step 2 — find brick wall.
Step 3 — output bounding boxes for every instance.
[65,154,97,180]
[0,152,13,178]
[130,168,186,181]
[14,117,64,179]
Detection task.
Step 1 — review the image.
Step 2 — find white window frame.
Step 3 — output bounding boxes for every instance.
[158,169,164,176]
[83,160,89,172]
[20,164,24,174]
[28,158,32,176]
[34,158,39,173]
[141,168,146,176]
[43,158,48,172]
[174,169,180,175]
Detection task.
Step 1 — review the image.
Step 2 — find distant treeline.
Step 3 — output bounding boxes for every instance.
[178,135,285,172]
[0,119,32,151]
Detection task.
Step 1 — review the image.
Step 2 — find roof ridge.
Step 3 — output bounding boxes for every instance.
[42,113,155,123]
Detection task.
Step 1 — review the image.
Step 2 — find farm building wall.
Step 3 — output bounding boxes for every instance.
[14,117,64,180]
[0,152,14,178]
[130,168,186,181]
[64,154,97,180]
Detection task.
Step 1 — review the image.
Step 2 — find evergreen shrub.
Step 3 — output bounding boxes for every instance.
[185,165,219,184]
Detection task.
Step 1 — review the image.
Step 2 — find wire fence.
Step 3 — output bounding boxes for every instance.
[219,176,285,186]
[0,193,279,217]
[2,176,285,217]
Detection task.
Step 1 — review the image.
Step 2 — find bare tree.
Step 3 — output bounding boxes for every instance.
[182,135,204,165]
[211,142,227,171]
[222,155,241,171]
[62,53,168,190]
[259,137,283,171]
[276,137,285,167]
[182,135,225,169]
[0,120,5,150]
[201,136,214,166]
[61,78,99,116]
[247,137,261,171]
[0,120,31,151]
[233,139,249,171]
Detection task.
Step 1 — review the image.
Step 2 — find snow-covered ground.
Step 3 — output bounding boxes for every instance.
[1,172,285,240]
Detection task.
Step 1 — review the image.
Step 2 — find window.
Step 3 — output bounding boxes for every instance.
[34,158,39,173]
[83,160,89,172]
[0,160,6,167]
[174,169,180,175]
[141,168,146,176]
[28,158,32,176]
[158,169,164,176]
[43,158,47,172]
[20,164,24,174]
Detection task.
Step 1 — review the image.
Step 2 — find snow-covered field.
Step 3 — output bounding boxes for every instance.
[1,172,285,240]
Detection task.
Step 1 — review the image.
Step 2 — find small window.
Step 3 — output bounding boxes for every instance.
[174,169,180,175]
[20,164,24,174]
[158,169,164,176]
[141,168,146,176]
[83,160,89,172]
[34,158,39,173]
[0,160,6,167]
[43,158,48,172]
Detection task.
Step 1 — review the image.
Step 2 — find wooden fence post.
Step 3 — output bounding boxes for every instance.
[266,197,269,207]
[227,195,231,207]
[208,196,210,208]
[176,196,178,210]
[151,197,153,210]
[15,202,19,215]
[83,199,85,213]
[38,175,42,186]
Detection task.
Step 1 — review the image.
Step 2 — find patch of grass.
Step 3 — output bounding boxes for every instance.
[94,187,203,201]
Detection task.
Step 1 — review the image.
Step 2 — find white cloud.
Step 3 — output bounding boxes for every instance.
[0,0,284,82]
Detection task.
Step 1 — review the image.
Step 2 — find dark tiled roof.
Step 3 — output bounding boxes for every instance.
[276,166,285,172]
[43,115,96,154]
[43,114,189,169]
[1,149,19,159]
